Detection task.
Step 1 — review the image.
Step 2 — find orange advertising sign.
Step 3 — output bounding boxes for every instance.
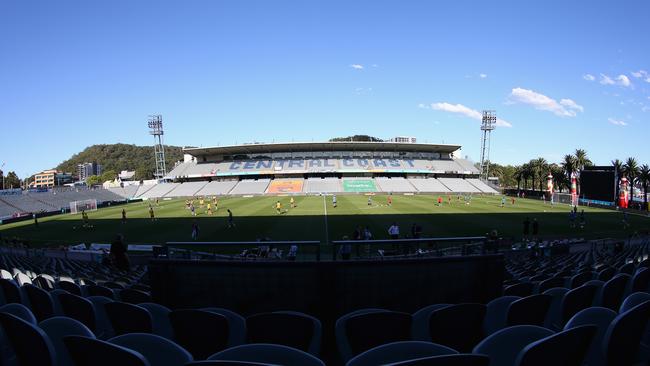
[267,180,304,193]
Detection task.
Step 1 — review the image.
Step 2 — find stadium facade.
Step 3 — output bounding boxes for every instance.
[154,141,497,196]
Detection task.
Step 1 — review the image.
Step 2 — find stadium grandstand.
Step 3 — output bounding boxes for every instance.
[160,141,499,197]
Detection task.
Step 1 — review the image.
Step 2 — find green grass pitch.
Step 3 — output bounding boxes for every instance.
[1,194,648,247]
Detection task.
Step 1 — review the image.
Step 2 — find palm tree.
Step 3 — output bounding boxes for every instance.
[514,166,523,190]
[623,157,639,205]
[638,164,650,210]
[574,149,592,196]
[612,159,623,203]
[562,154,577,192]
[534,157,548,191]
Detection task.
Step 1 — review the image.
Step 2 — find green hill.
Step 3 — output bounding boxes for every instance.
[56,144,184,181]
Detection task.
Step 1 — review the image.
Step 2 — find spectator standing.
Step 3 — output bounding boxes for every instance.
[110,234,130,272]
[388,222,400,239]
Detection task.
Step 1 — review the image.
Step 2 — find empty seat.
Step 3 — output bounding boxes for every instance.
[345,341,458,366]
[537,277,565,294]
[86,285,115,299]
[0,278,22,304]
[412,304,452,340]
[602,300,650,366]
[388,354,491,366]
[58,281,83,296]
[246,311,321,356]
[105,302,152,335]
[472,325,553,366]
[483,296,520,336]
[503,282,535,297]
[507,294,552,327]
[631,268,650,293]
[0,302,37,323]
[120,289,151,304]
[87,296,115,339]
[428,304,486,352]
[0,312,56,366]
[110,333,193,366]
[23,284,55,321]
[341,310,412,361]
[138,302,173,340]
[64,335,149,366]
[169,309,231,360]
[568,272,593,289]
[202,307,247,347]
[564,307,617,366]
[39,316,96,366]
[208,343,325,366]
[597,267,616,281]
[515,325,596,366]
[599,274,630,311]
[58,293,96,332]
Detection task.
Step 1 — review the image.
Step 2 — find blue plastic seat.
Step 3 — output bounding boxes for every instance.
[0,302,36,323]
[342,310,413,361]
[412,304,452,340]
[336,308,389,362]
[138,302,174,339]
[169,309,231,360]
[246,311,322,356]
[428,303,486,352]
[507,294,551,328]
[515,325,596,366]
[345,341,457,366]
[120,289,151,304]
[0,312,56,366]
[388,354,490,366]
[602,300,650,366]
[472,325,553,366]
[110,333,193,366]
[564,307,617,366]
[483,297,520,336]
[64,335,150,366]
[87,295,115,339]
[599,274,630,310]
[23,284,55,322]
[208,343,325,366]
[105,301,152,335]
[39,316,96,366]
[202,307,247,347]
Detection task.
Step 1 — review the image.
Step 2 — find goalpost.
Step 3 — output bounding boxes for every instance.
[69,199,98,214]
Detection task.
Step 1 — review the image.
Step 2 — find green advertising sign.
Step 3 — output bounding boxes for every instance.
[342,179,377,192]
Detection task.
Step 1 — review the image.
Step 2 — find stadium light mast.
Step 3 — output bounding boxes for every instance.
[479,110,496,181]
[148,115,167,179]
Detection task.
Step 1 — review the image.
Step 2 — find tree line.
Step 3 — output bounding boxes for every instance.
[487,149,650,207]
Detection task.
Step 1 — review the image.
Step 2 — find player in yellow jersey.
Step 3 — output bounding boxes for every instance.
[206,202,212,215]
[290,196,295,208]
[276,200,282,214]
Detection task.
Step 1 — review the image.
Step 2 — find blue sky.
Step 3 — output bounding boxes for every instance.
[1,0,649,178]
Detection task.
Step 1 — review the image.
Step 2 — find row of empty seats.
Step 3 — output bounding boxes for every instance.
[166,158,480,179]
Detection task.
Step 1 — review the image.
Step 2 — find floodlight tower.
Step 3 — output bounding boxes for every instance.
[479,110,496,181]
[148,115,167,179]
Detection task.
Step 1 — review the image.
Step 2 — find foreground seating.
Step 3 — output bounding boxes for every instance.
[0,312,56,366]
[207,343,325,366]
[64,335,148,366]
[109,333,193,366]
[345,341,457,366]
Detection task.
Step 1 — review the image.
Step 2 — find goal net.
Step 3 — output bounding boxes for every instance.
[552,192,578,207]
[70,199,98,214]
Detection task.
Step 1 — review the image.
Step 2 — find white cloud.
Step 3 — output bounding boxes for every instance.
[616,74,631,87]
[371,64,379,68]
[479,73,488,79]
[507,87,583,117]
[560,98,584,113]
[599,74,615,85]
[583,74,595,81]
[631,70,648,78]
[350,64,364,70]
[599,73,633,87]
[428,102,512,127]
[642,106,650,112]
[608,118,628,126]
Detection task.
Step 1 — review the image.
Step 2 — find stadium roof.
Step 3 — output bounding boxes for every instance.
[183,141,461,156]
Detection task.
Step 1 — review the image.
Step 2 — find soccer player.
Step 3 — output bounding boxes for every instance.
[199,197,204,208]
[622,212,630,229]
[206,202,212,215]
[579,209,586,229]
[501,196,506,208]
[121,208,126,224]
[368,196,373,206]
[332,195,337,208]
[511,197,515,205]
[290,196,295,208]
[437,196,442,206]
[149,206,155,221]
[190,203,196,216]
[276,201,282,214]
[448,195,452,205]
[387,195,393,207]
